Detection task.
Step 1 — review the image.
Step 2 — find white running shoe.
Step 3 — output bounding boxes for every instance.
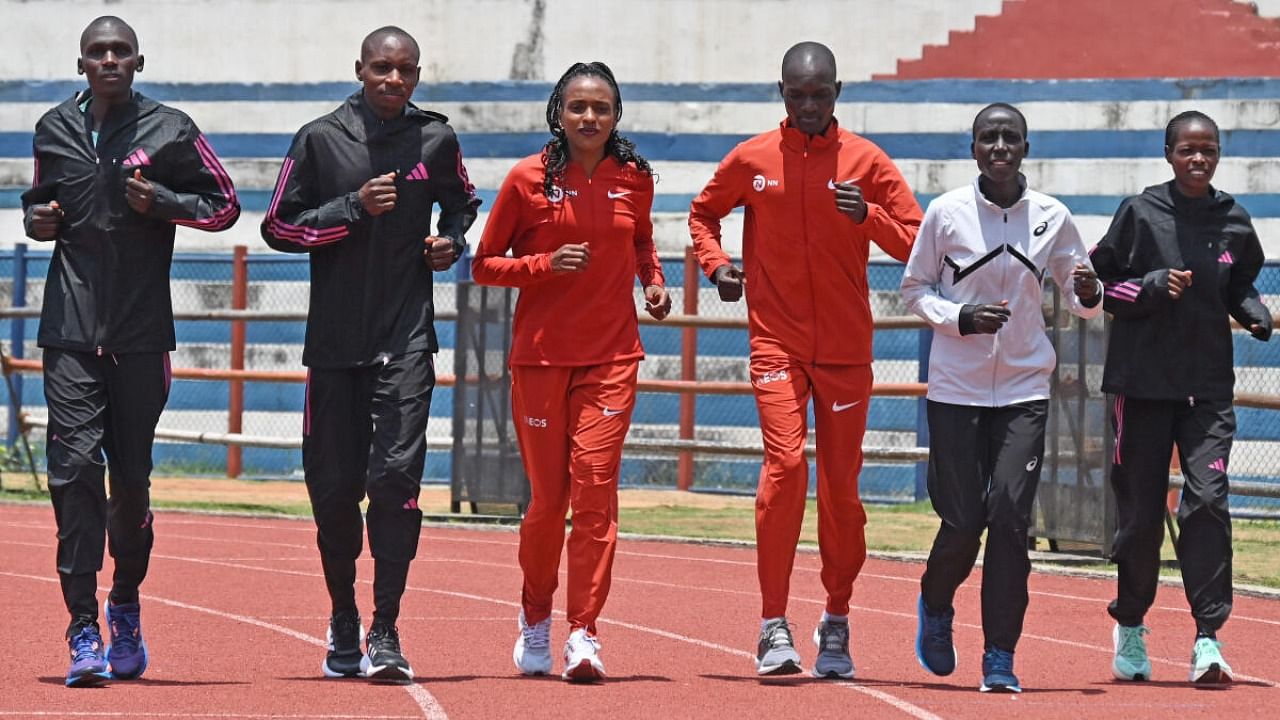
[562,628,605,682]
[1189,637,1233,684]
[513,610,552,676]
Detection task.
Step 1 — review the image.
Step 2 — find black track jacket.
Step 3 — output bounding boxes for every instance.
[1092,181,1272,402]
[261,92,480,368]
[21,90,240,354]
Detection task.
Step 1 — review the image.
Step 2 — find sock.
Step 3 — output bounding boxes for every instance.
[822,611,848,624]
[761,616,785,633]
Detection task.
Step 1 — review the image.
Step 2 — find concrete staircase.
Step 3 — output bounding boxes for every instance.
[879,0,1280,79]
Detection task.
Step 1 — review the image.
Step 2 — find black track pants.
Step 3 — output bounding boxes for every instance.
[1107,395,1234,635]
[920,399,1047,653]
[44,348,169,627]
[303,351,434,626]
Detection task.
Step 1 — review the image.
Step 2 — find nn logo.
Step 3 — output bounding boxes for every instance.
[752,174,779,192]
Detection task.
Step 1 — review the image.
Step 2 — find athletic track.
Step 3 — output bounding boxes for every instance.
[1,502,1275,719]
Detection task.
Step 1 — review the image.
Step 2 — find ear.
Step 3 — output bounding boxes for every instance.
[77,59,84,75]
[354,59,363,81]
[1023,139,1030,158]
[136,55,144,72]
[1164,145,1173,165]
[970,141,976,160]
[833,80,842,101]
[777,80,784,99]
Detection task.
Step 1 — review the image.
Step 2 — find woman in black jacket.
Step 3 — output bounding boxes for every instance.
[1091,110,1271,686]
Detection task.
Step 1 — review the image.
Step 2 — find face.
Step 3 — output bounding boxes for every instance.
[778,63,840,136]
[972,109,1028,185]
[558,75,617,161]
[1166,120,1219,197]
[356,35,420,120]
[79,24,141,103]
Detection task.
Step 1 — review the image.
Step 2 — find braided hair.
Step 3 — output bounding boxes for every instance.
[541,61,653,197]
[1164,110,1219,149]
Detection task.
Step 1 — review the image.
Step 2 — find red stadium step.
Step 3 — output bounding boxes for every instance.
[878,0,1280,79]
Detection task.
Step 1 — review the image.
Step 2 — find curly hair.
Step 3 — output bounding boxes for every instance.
[541,61,653,197]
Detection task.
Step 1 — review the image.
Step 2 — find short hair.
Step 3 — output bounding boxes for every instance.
[972,103,1027,139]
[80,15,138,52]
[781,42,837,82]
[361,26,419,62]
[1165,110,1219,149]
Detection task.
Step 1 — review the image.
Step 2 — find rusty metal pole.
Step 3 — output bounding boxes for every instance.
[228,246,247,478]
[677,246,698,491]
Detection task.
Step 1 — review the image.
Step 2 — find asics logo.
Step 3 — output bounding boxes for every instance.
[607,190,631,199]
[1026,457,1039,471]
[832,400,863,412]
[602,407,626,417]
[1033,221,1049,237]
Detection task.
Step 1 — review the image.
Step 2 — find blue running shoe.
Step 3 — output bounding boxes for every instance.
[66,624,110,688]
[915,595,956,676]
[105,600,148,680]
[980,647,1021,693]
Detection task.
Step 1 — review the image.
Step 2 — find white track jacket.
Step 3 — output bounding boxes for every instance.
[901,177,1103,407]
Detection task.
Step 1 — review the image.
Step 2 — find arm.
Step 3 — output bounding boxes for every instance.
[20,130,62,242]
[428,132,482,265]
[861,151,923,263]
[688,151,745,280]
[899,204,968,337]
[632,177,671,320]
[145,122,240,232]
[1091,199,1174,319]
[260,131,365,254]
[471,166,555,288]
[1046,211,1104,320]
[1227,220,1272,341]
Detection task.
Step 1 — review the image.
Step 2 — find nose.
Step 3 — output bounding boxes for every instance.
[102,50,118,65]
[582,108,597,124]
[386,69,403,85]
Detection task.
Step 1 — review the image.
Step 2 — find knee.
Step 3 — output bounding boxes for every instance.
[46,436,104,484]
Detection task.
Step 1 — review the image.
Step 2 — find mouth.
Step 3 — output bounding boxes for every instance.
[578,127,600,136]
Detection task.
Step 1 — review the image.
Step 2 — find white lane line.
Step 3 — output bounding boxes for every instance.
[0,570,447,720]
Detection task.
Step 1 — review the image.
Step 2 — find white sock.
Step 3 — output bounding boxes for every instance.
[761,616,786,633]
[822,611,848,624]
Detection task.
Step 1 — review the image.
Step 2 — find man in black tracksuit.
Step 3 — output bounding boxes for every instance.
[1091,111,1271,685]
[21,16,240,688]
[261,26,479,682]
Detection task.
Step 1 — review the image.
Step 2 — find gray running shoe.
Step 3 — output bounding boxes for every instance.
[811,617,854,679]
[756,618,802,676]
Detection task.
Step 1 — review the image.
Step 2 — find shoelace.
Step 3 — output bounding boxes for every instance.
[71,628,101,663]
[523,620,550,650]
[1117,625,1149,662]
[766,621,795,649]
[818,622,849,653]
[985,648,1014,674]
[926,612,953,646]
[331,615,360,648]
[369,627,401,656]
[108,613,140,654]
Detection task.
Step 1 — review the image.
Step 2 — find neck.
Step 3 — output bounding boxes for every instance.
[89,90,129,126]
[571,148,607,178]
[1174,180,1210,199]
[978,174,1022,208]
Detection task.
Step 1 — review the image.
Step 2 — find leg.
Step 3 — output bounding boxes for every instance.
[564,361,636,635]
[101,352,169,606]
[303,367,373,616]
[980,401,1047,653]
[511,365,573,626]
[43,349,110,627]
[809,363,872,616]
[365,351,435,627]
[1107,396,1177,627]
[1173,400,1235,635]
[920,401,989,615]
[750,354,812,620]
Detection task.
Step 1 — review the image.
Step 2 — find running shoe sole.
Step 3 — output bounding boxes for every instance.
[1191,664,1232,684]
[563,658,605,682]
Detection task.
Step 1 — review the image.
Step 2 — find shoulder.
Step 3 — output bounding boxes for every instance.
[836,128,890,159]
[1026,188,1071,217]
[926,185,973,221]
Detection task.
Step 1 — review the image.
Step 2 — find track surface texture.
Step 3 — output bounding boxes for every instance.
[1,503,1275,719]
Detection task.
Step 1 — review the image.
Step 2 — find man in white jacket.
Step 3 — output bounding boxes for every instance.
[900,103,1102,693]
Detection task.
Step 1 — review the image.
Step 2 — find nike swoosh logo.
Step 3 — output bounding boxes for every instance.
[602,407,626,416]
[607,190,630,199]
[827,178,862,190]
[832,400,863,412]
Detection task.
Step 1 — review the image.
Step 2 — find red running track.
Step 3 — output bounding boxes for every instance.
[1,502,1276,719]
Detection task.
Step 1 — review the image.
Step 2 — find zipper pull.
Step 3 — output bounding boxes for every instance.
[96,346,103,357]
[1189,396,1196,407]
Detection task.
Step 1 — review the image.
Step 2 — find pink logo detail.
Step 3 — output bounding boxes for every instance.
[404,162,430,181]
[139,511,153,529]
[403,497,419,510]
[1218,251,1235,265]
[1209,458,1226,473]
[122,148,151,168]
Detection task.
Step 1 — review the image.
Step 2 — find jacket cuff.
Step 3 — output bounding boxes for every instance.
[1081,280,1103,308]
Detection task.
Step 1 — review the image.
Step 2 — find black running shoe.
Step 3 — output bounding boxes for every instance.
[362,623,413,681]
[322,610,364,678]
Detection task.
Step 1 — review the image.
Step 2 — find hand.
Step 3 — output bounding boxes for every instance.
[550,243,590,273]
[1168,268,1193,300]
[30,200,64,239]
[124,168,155,214]
[1072,262,1099,301]
[358,171,398,216]
[713,264,744,302]
[644,284,672,320]
[424,236,455,271]
[834,182,868,223]
[971,301,1011,334]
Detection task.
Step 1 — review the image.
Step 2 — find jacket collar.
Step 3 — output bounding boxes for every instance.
[972,174,1030,212]
[335,91,433,141]
[779,116,841,152]
[57,89,160,145]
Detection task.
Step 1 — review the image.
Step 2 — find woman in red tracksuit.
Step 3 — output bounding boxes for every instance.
[472,61,671,683]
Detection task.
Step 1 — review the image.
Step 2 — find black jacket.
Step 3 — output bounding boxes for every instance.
[260,92,480,368]
[21,90,240,353]
[1092,181,1272,402]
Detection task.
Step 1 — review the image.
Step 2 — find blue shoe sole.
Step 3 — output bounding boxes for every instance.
[980,681,1023,693]
[915,595,956,677]
[65,670,111,688]
[106,643,148,680]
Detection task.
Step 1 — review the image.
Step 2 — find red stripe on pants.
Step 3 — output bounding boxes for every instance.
[512,360,638,635]
[751,355,871,618]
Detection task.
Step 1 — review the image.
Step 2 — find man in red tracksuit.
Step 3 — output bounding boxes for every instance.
[688,41,921,678]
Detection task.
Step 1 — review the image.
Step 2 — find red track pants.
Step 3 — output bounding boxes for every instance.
[511,360,638,635]
[751,355,872,619]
